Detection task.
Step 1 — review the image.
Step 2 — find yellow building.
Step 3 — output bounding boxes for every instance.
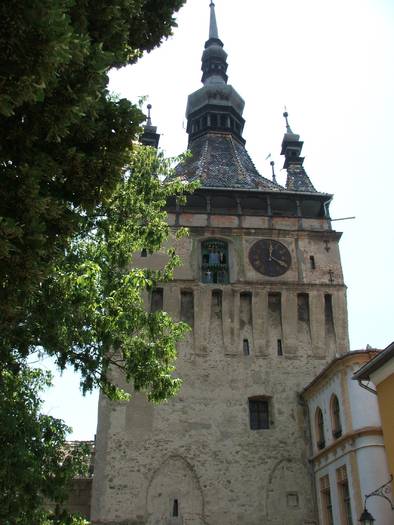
[353,342,394,484]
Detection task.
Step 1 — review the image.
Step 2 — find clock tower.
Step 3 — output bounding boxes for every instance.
[91,3,350,524]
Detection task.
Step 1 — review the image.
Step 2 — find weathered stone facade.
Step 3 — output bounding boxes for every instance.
[91,206,349,525]
[90,4,350,524]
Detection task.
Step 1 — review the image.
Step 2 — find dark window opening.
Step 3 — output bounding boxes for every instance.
[180,290,194,328]
[172,499,179,517]
[316,407,325,449]
[249,397,270,430]
[243,339,250,356]
[220,114,226,128]
[324,294,334,324]
[310,255,316,269]
[211,113,218,127]
[277,339,283,356]
[297,293,310,323]
[331,395,342,439]
[201,239,229,284]
[150,288,163,313]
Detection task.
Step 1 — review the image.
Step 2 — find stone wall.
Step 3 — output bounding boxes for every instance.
[91,214,349,525]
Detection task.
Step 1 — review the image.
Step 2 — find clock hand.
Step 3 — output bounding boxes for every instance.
[269,241,273,258]
[271,255,287,268]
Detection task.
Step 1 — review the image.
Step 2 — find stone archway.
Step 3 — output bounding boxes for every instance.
[146,455,205,525]
[265,458,316,525]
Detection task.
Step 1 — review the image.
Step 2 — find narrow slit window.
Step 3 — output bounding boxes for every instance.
[172,499,179,517]
[243,339,250,356]
[277,339,283,356]
[310,255,316,269]
[316,407,325,449]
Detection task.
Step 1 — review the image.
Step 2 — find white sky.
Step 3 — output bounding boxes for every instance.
[42,0,394,440]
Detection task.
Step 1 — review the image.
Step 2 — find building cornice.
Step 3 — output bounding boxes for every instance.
[301,350,379,399]
[310,426,383,463]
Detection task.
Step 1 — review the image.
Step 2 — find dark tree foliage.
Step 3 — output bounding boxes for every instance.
[0,0,186,387]
[0,365,91,525]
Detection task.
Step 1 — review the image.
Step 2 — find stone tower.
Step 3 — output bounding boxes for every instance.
[91,3,350,524]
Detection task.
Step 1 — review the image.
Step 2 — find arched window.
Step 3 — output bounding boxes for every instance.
[331,395,342,439]
[201,240,229,284]
[315,407,325,450]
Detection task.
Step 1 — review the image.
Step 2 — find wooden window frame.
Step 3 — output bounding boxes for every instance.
[337,466,353,525]
[320,475,334,525]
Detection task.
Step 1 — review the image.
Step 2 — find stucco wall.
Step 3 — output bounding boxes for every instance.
[376,374,394,478]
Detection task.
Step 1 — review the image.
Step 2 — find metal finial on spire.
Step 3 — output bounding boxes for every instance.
[209,1,219,39]
[283,106,293,133]
[270,160,277,184]
[146,103,152,126]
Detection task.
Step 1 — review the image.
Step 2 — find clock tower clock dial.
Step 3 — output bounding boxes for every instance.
[249,239,291,277]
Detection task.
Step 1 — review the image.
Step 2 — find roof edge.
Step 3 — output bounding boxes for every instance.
[352,341,394,380]
[301,350,380,395]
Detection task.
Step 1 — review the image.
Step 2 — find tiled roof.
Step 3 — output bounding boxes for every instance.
[286,163,317,193]
[175,133,283,191]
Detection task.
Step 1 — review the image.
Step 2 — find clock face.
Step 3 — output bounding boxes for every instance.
[249,239,291,277]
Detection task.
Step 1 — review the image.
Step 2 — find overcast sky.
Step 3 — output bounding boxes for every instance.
[42,0,394,440]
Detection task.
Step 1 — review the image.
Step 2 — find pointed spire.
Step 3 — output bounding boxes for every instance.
[201,1,228,85]
[140,103,160,148]
[283,108,293,133]
[209,1,219,39]
[146,103,152,126]
[280,111,317,192]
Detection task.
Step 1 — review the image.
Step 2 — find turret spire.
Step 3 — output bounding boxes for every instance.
[201,2,228,85]
[283,108,293,133]
[209,1,219,39]
[140,103,160,148]
[280,111,316,192]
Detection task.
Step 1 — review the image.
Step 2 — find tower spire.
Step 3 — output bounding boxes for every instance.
[209,1,219,40]
[201,2,228,85]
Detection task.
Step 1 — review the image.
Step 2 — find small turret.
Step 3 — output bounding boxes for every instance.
[140,104,160,148]
[281,110,317,192]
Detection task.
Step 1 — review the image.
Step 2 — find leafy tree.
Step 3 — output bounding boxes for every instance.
[0,142,193,525]
[33,145,193,401]
[0,0,186,382]
[0,364,91,525]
